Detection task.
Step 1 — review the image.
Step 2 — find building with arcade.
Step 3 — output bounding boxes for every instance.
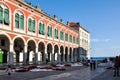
[0,0,90,65]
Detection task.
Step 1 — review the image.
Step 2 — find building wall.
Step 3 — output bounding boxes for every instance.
[0,0,79,64]
[79,26,90,60]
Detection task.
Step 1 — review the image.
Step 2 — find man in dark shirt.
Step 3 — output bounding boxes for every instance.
[113,56,119,77]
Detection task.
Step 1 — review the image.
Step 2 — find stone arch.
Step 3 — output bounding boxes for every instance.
[47,43,52,62]
[13,37,25,63]
[12,36,25,46]
[0,34,10,63]
[27,39,36,64]
[27,38,37,47]
[38,42,45,62]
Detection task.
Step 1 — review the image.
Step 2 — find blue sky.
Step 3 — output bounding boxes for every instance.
[26,0,120,57]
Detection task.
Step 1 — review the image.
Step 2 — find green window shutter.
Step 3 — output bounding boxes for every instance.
[4,9,9,25]
[73,37,75,43]
[54,29,58,38]
[47,26,49,36]
[70,35,72,43]
[39,23,42,34]
[28,18,32,32]
[15,13,19,28]
[32,20,35,32]
[48,26,50,36]
[76,37,77,44]
[54,29,56,38]
[62,32,64,40]
[20,15,24,30]
[42,24,44,35]
[50,27,52,37]
[65,33,68,41]
[60,31,62,40]
[70,36,72,42]
[56,29,58,38]
[0,7,3,22]
[41,23,44,34]
[31,20,35,32]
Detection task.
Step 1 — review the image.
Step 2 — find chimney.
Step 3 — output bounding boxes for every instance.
[28,2,32,6]
[60,19,63,23]
[67,21,69,25]
[76,22,80,26]
[53,15,57,20]
[35,6,42,11]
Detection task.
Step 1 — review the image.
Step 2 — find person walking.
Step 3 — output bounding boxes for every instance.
[6,65,12,76]
[90,59,93,70]
[93,61,96,70]
[113,56,119,77]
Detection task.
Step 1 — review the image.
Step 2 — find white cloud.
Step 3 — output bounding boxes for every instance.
[91,38,111,42]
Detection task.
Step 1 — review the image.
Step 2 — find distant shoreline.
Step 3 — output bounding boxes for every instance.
[91,57,115,61]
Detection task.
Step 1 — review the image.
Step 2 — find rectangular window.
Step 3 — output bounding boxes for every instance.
[60,31,63,40]
[65,33,68,41]
[4,9,9,25]
[20,15,24,30]
[15,21,19,28]
[73,37,75,43]
[69,35,72,43]
[76,38,79,44]
[1,39,5,46]
[0,7,3,23]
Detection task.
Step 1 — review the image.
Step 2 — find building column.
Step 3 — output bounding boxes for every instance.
[43,45,47,64]
[34,45,38,64]
[9,42,14,65]
[23,44,27,65]
[75,48,77,62]
[63,47,65,63]
[57,47,61,64]
[67,48,70,63]
[71,48,73,62]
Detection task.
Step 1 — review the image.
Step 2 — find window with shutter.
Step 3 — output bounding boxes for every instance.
[54,29,58,39]
[4,9,9,25]
[69,35,72,43]
[0,7,3,23]
[65,33,68,41]
[50,27,52,37]
[15,13,19,28]
[28,18,32,31]
[47,26,50,36]
[20,15,24,30]
[62,32,64,40]
[56,29,58,38]
[42,24,44,35]
[60,31,64,40]
[73,37,75,43]
[60,31,62,40]
[39,22,42,34]
[32,20,35,32]
[54,29,56,38]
